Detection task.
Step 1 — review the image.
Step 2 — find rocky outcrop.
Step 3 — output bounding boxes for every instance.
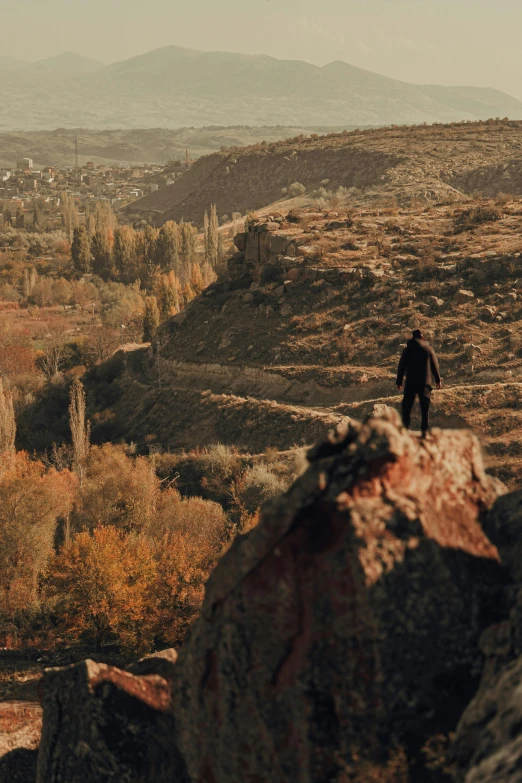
[37,650,189,783]
[450,489,522,782]
[35,413,519,782]
[173,411,505,782]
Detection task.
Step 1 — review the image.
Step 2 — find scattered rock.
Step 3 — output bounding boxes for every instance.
[455,289,475,304]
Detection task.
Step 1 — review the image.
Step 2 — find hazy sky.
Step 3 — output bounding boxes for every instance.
[5,0,522,97]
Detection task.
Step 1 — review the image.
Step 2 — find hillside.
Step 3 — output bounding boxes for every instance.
[30,52,104,74]
[127,119,522,225]
[1,45,521,130]
[0,125,365,168]
[63,195,522,490]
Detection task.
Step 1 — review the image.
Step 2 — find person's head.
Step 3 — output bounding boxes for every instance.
[412,329,423,340]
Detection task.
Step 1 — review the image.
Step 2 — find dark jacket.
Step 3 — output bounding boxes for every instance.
[396,338,441,390]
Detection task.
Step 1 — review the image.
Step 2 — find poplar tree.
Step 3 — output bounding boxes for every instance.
[69,379,90,486]
[0,378,16,457]
[143,296,160,342]
[113,226,137,283]
[155,221,180,273]
[71,226,92,275]
[91,229,114,280]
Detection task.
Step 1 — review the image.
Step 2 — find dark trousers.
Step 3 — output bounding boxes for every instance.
[402,386,431,434]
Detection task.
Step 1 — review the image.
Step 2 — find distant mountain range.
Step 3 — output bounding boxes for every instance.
[1,46,521,130]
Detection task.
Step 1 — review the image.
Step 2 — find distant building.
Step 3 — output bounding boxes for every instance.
[17,158,33,171]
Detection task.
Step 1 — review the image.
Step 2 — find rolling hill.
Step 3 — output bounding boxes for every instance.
[0,45,521,130]
[126,119,522,225]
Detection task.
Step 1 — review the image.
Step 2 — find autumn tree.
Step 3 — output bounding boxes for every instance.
[150,494,229,645]
[69,379,90,485]
[154,272,180,319]
[0,377,16,456]
[74,443,159,533]
[52,278,72,310]
[60,192,79,240]
[113,225,137,283]
[91,229,114,280]
[71,280,99,313]
[49,526,157,652]
[143,295,160,342]
[190,263,205,296]
[0,452,76,615]
[180,221,198,281]
[22,267,37,300]
[155,221,180,274]
[71,225,92,275]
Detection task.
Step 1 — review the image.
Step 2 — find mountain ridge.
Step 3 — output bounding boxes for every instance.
[0,45,521,130]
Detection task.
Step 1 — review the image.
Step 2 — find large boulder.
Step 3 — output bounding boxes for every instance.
[174,412,505,782]
[450,489,522,782]
[37,651,189,783]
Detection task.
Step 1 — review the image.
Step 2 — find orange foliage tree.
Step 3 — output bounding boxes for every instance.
[0,452,76,615]
[49,526,157,653]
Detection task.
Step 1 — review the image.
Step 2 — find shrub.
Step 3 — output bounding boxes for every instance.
[454,205,501,233]
[240,463,287,515]
[288,182,306,197]
[74,443,159,533]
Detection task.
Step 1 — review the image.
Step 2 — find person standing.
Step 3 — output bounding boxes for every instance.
[396,329,442,438]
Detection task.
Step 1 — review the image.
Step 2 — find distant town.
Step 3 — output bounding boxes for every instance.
[0,149,193,227]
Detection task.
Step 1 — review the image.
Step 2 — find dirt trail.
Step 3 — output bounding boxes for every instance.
[128,346,520,419]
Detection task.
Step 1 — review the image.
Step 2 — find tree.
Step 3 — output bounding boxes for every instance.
[79,326,120,367]
[74,444,159,533]
[22,267,37,300]
[155,221,180,273]
[180,221,198,281]
[0,377,16,456]
[71,226,92,275]
[0,452,76,615]
[3,206,12,227]
[71,281,99,313]
[142,296,160,342]
[32,198,41,229]
[136,225,159,285]
[113,226,137,283]
[190,263,205,296]
[15,207,25,229]
[60,192,79,240]
[69,379,90,485]
[52,278,72,310]
[208,204,219,267]
[48,526,157,652]
[181,282,195,308]
[91,229,114,281]
[155,272,180,319]
[37,332,69,379]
